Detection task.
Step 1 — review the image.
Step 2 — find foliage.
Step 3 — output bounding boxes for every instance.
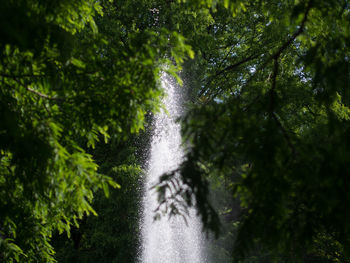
[3,0,350,261]
[157,0,350,261]
[0,0,194,262]
[53,136,144,263]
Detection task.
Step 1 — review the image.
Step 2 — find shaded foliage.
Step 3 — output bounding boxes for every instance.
[156,0,350,262]
[53,136,144,263]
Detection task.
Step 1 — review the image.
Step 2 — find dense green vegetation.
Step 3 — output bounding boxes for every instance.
[1,0,350,262]
[161,0,350,262]
[0,0,190,261]
[53,135,145,263]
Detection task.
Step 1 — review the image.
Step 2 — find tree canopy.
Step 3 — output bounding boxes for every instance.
[0,0,192,261]
[1,0,350,262]
[157,0,350,261]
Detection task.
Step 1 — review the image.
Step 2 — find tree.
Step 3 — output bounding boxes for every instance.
[157,0,350,261]
[0,0,193,261]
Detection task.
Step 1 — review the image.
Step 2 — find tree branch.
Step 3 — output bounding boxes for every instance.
[272,0,313,60]
[265,1,313,158]
[272,112,297,158]
[198,0,312,102]
[0,73,45,78]
[26,87,66,101]
[215,53,261,77]
[208,0,313,81]
[199,53,261,99]
[269,58,297,157]
[269,58,279,111]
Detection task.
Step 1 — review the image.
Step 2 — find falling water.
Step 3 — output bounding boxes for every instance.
[139,73,207,263]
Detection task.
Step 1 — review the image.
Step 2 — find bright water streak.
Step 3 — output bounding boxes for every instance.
[140,73,206,263]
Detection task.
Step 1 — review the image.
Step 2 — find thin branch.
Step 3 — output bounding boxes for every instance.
[199,53,260,98]
[249,0,313,75]
[242,94,262,112]
[269,58,297,157]
[265,1,313,158]
[217,45,236,70]
[215,53,261,77]
[5,74,69,102]
[0,71,99,79]
[208,1,313,80]
[269,58,279,111]
[43,102,52,117]
[26,87,66,101]
[272,112,297,158]
[198,0,312,102]
[0,73,45,78]
[271,0,313,60]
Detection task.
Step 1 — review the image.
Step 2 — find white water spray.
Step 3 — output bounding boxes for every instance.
[139,73,207,263]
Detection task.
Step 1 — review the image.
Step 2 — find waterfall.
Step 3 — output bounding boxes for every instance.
[139,73,207,263]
